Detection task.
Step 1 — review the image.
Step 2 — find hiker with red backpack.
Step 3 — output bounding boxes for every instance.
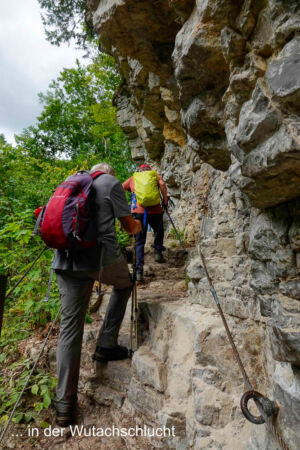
[122,164,168,282]
[37,162,141,427]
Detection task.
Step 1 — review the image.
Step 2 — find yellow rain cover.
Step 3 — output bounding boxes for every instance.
[133,170,160,207]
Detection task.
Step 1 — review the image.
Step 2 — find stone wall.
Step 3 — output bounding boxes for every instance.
[88,0,300,448]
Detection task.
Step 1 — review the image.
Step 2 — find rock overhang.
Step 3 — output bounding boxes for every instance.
[90,0,300,209]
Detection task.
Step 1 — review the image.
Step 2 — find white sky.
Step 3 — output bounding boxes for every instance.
[0,0,84,144]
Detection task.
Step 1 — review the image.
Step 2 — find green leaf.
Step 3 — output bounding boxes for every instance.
[13,413,24,424]
[43,392,52,409]
[31,384,39,395]
[40,421,50,429]
[34,402,44,413]
[39,384,49,395]
[0,415,9,425]
[25,413,34,423]
[85,313,93,324]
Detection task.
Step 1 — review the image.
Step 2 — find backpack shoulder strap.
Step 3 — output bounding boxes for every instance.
[91,170,105,180]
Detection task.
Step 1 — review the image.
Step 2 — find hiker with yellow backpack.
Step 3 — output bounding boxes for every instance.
[122,164,168,282]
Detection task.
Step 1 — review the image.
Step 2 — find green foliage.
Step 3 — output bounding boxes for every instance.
[168,227,187,249]
[184,274,191,288]
[38,0,92,50]
[0,53,134,427]
[0,358,56,425]
[168,227,185,242]
[115,221,130,250]
[16,54,134,180]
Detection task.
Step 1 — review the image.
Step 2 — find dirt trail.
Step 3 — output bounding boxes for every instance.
[3,233,189,449]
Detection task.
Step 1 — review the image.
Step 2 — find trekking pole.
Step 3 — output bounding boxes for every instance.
[134,285,138,349]
[129,235,136,358]
[129,235,139,357]
[133,235,138,350]
[162,205,188,255]
[198,216,289,450]
[159,192,188,255]
[0,307,60,446]
[129,290,134,358]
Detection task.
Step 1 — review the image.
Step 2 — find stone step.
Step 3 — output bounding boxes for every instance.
[141,263,186,281]
[47,288,183,376]
[80,380,126,409]
[92,359,133,392]
[110,405,159,449]
[91,281,186,325]
[45,258,188,443]
[132,345,167,393]
[127,376,165,419]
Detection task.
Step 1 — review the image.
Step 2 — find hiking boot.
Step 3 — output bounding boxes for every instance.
[56,411,77,428]
[92,345,129,363]
[136,267,144,282]
[154,251,166,263]
[54,398,78,428]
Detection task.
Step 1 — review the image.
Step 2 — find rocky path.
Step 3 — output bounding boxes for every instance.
[4,233,188,449]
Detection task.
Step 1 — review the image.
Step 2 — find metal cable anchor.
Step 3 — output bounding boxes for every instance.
[241,390,279,425]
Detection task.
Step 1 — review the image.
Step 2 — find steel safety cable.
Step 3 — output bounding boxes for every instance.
[0,307,60,446]
[198,179,289,450]
[4,246,48,301]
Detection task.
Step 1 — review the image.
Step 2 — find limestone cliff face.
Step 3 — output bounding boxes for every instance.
[88,1,300,448]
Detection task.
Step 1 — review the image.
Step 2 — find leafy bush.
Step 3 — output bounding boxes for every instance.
[0,359,56,426]
[0,54,135,428]
[115,221,130,249]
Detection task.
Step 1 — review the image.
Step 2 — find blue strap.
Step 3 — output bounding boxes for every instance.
[130,193,138,211]
[143,209,147,227]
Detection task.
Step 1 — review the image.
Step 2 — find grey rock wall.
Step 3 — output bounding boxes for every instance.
[88,0,300,448]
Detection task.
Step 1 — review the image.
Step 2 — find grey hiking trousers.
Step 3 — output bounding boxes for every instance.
[54,258,132,412]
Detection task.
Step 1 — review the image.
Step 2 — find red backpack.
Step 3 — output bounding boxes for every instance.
[34,170,103,250]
